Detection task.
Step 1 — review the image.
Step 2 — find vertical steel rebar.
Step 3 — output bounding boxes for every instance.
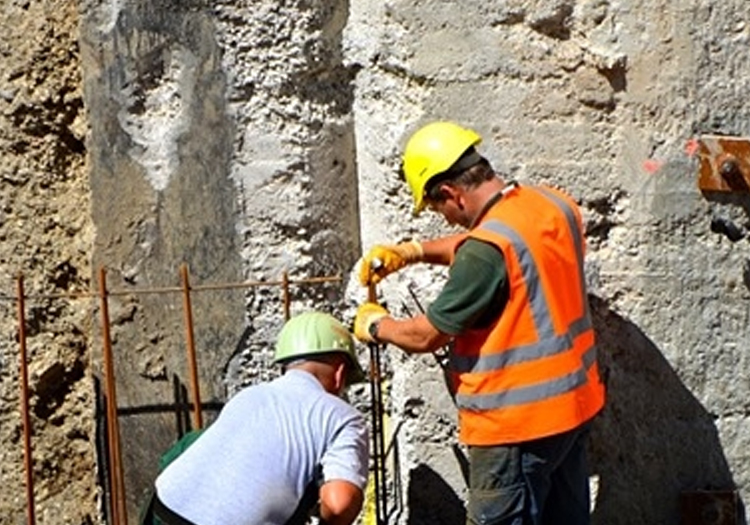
[180,264,203,430]
[282,271,290,321]
[99,267,127,525]
[367,280,387,524]
[5,268,347,524]
[368,348,383,525]
[17,274,36,525]
[6,268,344,523]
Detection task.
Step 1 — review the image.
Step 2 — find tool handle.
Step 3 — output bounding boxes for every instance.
[368,257,383,303]
[368,284,377,303]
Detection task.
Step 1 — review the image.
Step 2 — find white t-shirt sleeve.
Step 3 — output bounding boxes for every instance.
[320,409,369,490]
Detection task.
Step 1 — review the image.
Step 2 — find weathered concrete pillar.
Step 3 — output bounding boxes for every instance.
[79,1,245,519]
[79,0,360,520]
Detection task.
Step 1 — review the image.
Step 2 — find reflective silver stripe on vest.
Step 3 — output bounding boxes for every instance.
[480,219,557,339]
[453,187,596,410]
[450,314,591,373]
[535,187,591,320]
[455,344,598,410]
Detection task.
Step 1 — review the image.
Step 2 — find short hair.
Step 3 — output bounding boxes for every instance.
[424,148,495,203]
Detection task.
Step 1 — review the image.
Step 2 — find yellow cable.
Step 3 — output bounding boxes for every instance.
[363,472,378,525]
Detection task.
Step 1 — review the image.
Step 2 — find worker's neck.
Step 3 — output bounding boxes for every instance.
[290,362,340,394]
[468,178,512,228]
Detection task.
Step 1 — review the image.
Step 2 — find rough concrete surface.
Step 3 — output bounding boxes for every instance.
[0,0,748,524]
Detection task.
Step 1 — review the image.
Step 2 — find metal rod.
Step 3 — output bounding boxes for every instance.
[99,267,127,525]
[180,264,203,430]
[99,267,119,525]
[9,274,343,301]
[17,274,36,525]
[282,271,290,321]
[407,283,449,365]
[368,343,385,525]
[367,281,377,304]
[406,283,454,403]
[374,342,387,524]
[367,278,387,524]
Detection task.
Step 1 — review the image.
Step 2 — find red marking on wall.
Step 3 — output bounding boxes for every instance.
[643,159,663,174]
[685,138,700,157]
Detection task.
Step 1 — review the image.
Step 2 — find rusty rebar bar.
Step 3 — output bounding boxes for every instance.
[282,271,291,321]
[369,340,386,525]
[367,279,387,524]
[5,274,342,302]
[4,268,343,523]
[99,268,127,525]
[17,274,36,525]
[180,264,203,430]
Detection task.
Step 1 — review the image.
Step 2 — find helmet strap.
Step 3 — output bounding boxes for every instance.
[446,148,483,175]
[425,149,484,198]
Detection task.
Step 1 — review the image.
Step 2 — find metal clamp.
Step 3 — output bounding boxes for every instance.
[696,135,750,193]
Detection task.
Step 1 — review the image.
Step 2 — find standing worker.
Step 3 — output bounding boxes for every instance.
[145,311,370,525]
[354,121,605,525]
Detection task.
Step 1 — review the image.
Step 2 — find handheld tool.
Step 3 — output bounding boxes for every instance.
[405,283,449,369]
[404,284,467,485]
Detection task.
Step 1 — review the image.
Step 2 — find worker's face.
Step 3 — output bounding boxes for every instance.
[426,185,471,228]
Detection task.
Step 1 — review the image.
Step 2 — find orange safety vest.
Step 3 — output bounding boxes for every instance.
[450,184,605,446]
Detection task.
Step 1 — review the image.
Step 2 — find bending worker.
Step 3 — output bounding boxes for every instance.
[147,311,369,525]
[354,121,606,525]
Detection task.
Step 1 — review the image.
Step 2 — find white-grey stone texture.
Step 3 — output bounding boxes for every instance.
[345,1,750,524]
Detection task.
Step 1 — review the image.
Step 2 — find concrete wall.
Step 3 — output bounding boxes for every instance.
[0,0,748,523]
[345,1,750,524]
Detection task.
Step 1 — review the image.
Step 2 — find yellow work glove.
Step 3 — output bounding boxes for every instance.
[358,240,424,286]
[353,302,389,343]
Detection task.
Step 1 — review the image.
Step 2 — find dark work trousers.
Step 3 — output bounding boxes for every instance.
[141,475,320,525]
[140,491,196,525]
[466,423,592,525]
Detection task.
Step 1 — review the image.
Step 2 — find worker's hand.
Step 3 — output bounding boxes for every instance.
[353,302,389,343]
[358,240,423,286]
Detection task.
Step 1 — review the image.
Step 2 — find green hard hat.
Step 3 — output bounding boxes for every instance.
[274,311,366,384]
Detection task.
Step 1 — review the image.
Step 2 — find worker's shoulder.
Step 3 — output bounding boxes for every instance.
[456,236,505,264]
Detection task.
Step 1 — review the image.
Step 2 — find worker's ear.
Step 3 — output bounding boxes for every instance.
[333,359,348,394]
[440,183,462,204]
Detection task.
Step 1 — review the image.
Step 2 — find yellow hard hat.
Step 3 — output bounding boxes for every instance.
[401,121,482,215]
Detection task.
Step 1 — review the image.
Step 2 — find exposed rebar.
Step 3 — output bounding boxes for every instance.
[367,279,388,524]
[180,264,203,430]
[99,268,127,525]
[282,271,291,321]
[9,268,342,522]
[16,275,35,525]
[5,274,342,302]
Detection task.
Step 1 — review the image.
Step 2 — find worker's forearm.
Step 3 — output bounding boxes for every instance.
[419,233,467,265]
[377,314,451,354]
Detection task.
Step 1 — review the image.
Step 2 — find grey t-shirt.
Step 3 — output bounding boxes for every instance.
[155,370,369,525]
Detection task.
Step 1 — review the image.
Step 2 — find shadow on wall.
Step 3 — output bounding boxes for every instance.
[407,464,466,525]
[587,296,747,525]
